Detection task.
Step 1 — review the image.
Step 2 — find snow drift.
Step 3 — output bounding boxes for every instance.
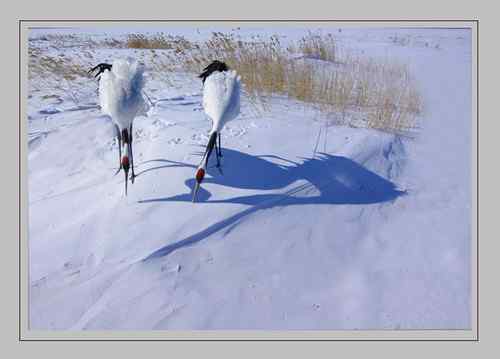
[27,27,472,330]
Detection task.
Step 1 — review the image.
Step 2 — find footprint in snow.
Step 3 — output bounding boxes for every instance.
[168,137,183,145]
[161,264,181,273]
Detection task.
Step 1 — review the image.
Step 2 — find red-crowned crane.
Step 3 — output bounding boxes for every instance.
[89,59,147,195]
[192,60,241,202]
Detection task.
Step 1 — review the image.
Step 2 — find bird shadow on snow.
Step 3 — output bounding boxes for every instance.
[139,149,406,261]
[135,158,197,178]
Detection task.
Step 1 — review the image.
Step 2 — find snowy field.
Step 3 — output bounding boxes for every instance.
[27,26,472,330]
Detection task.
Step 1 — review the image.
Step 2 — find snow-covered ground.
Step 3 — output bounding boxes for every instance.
[27,26,472,330]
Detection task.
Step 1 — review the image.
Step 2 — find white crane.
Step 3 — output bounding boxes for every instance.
[90,59,147,195]
[192,61,241,202]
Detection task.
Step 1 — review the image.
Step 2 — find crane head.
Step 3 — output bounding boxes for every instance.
[122,155,130,196]
[192,166,205,202]
[196,167,206,183]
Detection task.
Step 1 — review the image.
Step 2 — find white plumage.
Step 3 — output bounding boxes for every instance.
[97,58,146,195]
[202,69,241,134]
[192,64,241,202]
[99,58,146,129]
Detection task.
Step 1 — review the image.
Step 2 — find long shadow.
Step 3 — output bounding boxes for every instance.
[140,149,404,205]
[135,159,196,177]
[133,146,212,178]
[141,149,405,261]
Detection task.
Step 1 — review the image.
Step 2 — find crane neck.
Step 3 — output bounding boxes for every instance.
[201,131,218,168]
[121,128,130,145]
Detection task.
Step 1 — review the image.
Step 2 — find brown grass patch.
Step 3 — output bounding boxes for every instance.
[28,31,423,134]
[155,31,421,133]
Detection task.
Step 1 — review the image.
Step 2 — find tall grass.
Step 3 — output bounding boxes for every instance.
[297,31,337,62]
[149,31,422,133]
[28,46,88,83]
[28,31,422,134]
[126,33,193,50]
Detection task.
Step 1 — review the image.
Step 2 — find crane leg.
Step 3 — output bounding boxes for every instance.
[197,131,220,173]
[129,123,136,183]
[215,134,223,175]
[114,124,122,175]
[218,133,223,158]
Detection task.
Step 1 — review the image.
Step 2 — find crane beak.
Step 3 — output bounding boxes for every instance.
[124,167,129,196]
[192,182,200,203]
